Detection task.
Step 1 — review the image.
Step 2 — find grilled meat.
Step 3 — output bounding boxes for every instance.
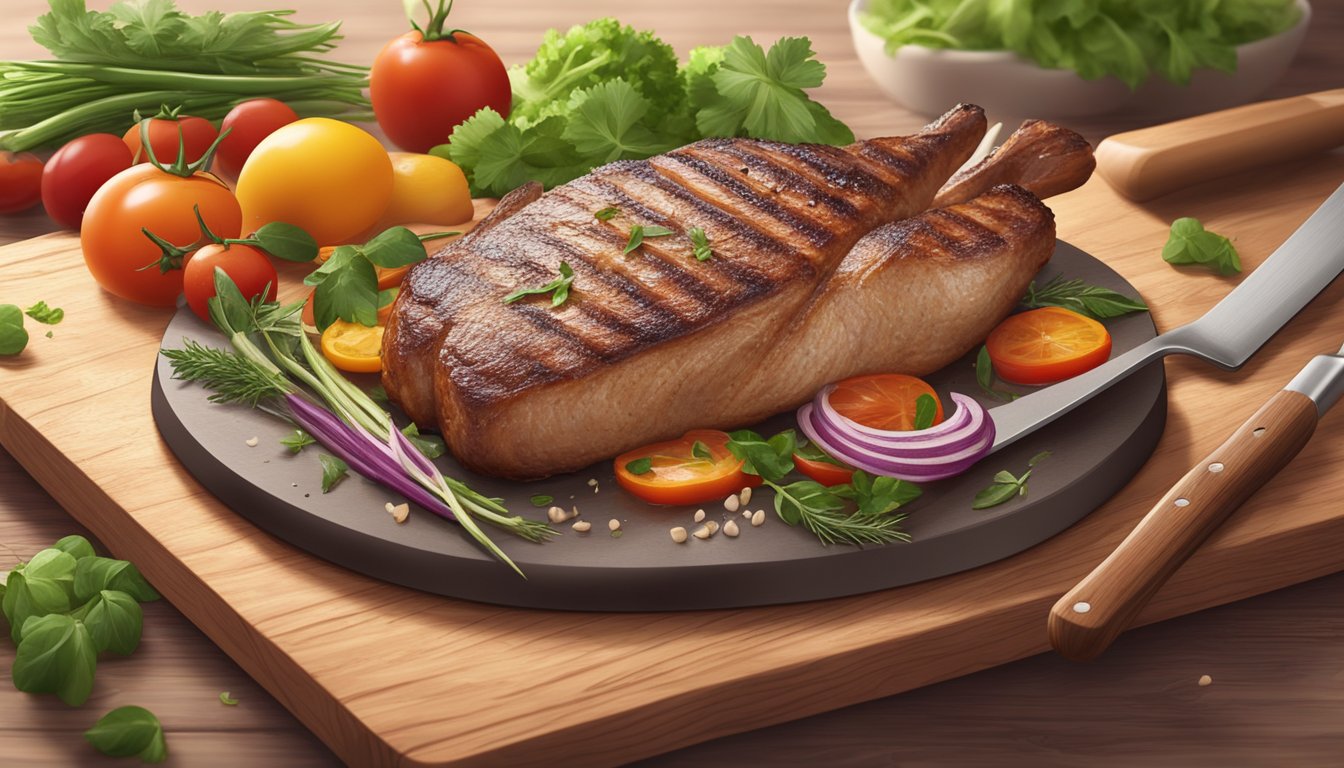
[933,119,1096,207]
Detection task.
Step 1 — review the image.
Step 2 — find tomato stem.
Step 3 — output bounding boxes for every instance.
[413,0,469,42]
[139,117,232,179]
[137,227,195,274]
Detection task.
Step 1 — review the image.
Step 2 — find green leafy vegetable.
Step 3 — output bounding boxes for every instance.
[53,535,96,561]
[625,457,653,475]
[74,557,160,603]
[859,0,1300,89]
[1162,217,1242,275]
[530,494,554,507]
[281,429,315,454]
[0,304,28,356]
[972,451,1051,510]
[85,705,168,764]
[594,206,620,222]
[78,590,143,656]
[794,440,847,468]
[318,454,348,493]
[24,300,63,325]
[244,222,319,264]
[12,613,97,706]
[220,691,239,706]
[623,224,675,255]
[1021,275,1149,318]
[400,423,446,460]
[913,393,937,430]
[4,564,74,644]
[303,227,433,330]
[975,345,1017,401]
[689,227,713,261]
[503,262,576,307]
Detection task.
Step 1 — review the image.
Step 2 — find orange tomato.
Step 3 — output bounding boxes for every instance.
[792,454,854,486]
[827,374,944,431]
[614,429,761,506]
[320,320,384,373]
[986,307,1112,385]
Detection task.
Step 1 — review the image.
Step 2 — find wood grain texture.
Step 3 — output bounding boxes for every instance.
[1,0,1343,766]
[1050,389,1320,661]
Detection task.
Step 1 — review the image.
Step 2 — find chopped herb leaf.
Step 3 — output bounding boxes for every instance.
[400,423,446,459]
[318,454,348,493]
[280,429,315,454]
[24,301,63,325]
[623,224,675,255]
[972,451,1049,510]
[368,385,390,404]
[220,692,239,706]
[1162,217,1241,275]
[689,226,713,261]
[913,393,937,430]
[594,206,620,221]
[530,494,555,507]
[625,457,653,475]
[975,345,1017,401]
[691,440,713,461]
[503,262,576,307]
[794,440,847,467]
[1021,276,1148,319]
[610,529,624,539]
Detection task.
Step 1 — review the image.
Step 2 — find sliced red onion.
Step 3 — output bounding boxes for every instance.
[798,389,995,482]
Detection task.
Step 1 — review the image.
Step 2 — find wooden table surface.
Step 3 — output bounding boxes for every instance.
[2,1,1342,765]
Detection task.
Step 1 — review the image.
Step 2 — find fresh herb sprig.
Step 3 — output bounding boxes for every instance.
[305,228,458,330]
[689,227,713,261]
[973,451,1051,510]
[1021,276,1148,319]
[24,300,63,325]
[623,224,676,255]
[504,262,576,307]
[975,346,1017,402]
[1162,217,1241,275]
[0,304,29,356]
[726,430,919,545]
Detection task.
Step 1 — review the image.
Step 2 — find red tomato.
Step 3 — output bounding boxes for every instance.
[793,454,855,487]
[614,430,761,506]
[124,113,218,166]
[828,374,945,431]
[0,152,43,214]
[214,98,299,179]
[40,134,134,230]
[371,30,511,153]
[985,307,1112,385]
[81,164,241,307]
[182,244,278,322]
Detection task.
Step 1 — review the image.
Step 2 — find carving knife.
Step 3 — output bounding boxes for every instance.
[1048,335,1344,661]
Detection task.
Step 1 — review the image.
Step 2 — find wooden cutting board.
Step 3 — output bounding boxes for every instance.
[2,150,1343,766]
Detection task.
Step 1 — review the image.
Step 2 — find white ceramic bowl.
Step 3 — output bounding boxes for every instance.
[849,0,1312,121]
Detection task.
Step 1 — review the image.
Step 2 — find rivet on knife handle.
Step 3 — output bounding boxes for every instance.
[1047,389,1319,661]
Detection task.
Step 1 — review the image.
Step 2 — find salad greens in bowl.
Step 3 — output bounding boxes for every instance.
[849,0,1311,120]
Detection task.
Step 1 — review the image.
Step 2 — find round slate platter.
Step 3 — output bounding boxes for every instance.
[153,241,1165,611]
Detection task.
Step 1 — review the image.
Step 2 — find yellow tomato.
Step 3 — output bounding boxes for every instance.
[235,118,393,246]
[320,319,385,373]
[379,152,474,227]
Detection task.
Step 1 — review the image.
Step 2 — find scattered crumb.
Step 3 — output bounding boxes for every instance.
[387,503,409,524]
[670,526,688,544]
[739,487,752,506]
[751,509,766,527]
[1198,675,1212,687]
[608,518,621,532]
[724,520,739,537]
[693,509,706,523]
[724,494,740,513]
[384,502,395,513]
[572,520,592,533]
[244,436,259,447]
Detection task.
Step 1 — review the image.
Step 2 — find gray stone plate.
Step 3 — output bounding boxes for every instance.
[152,241,1164,611]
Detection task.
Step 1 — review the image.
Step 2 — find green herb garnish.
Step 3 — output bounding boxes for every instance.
[12,613,97,706]
[794,440,848,468]
[625,457,653,475]
[85,705,168,764]
[691,440,714,461]
[530,494,555,507]
[913,393,937,430]
[280,429,315,454]
[0,304,28,356]
[220,692,239,706]
[623,224,676,255]
[689,226,713,261]
[1021,275,1148,319]
[594,206,620,221]
[973,451,1051,510]
[24,300,63,325]
[1162,217,1241,275]
[303,227,445,330]
[400,423,446,460]
[503,261,576,307]
[976,346,1017,401]
[318,454,348,494]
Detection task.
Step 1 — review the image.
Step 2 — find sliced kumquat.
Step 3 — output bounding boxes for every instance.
[320,319,384,373]
[827,373,944,431]
[985,306,1112,385]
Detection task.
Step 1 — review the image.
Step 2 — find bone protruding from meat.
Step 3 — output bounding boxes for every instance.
[933,120,1095,207]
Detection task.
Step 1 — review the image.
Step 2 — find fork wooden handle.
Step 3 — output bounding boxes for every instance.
[1048,389,1319,661]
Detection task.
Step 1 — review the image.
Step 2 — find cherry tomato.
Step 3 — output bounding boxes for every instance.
[0,152,44,214]
[81,165,241,307]
[40,134,134,230]
[986,307,1112,385]
[321,320,385,373]
[214,98,299,179]
[124,112,219,166]
[827,374,945,431]
[371,30,511,153]
[379,152,474,226]
[235,118,393,246]
[614,429,761,506]
[182,244,278,322]
[793,453,855,487]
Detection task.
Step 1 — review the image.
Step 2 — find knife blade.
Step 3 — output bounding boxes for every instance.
[990,181,1344,453]
[1047,339,1344,661]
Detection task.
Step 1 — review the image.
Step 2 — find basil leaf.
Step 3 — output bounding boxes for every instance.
[726,430,795,483]
[207,268,254,336]
[85,705,168,763]
[530,494,554,507]
[81,589,143,655]
[252,222,318,263]
[913,393,937,430]
[1021,276,1147,319]
[24,300,64,325]
[689,226,713,261]
[972,481,1021,510]
[400,423,446,460]
[642,225,676,237]
[691,440,713,461]
[625,457,653,475]
[774,480,845,527]
[0,303,30,356]
[594,206,619,221]
[3,568,72,644]
[319,454,348,493]
[74,557,160,603]
[503,262,576,307]
[280,429,315,454]
[992,470,1019,484]
[1028,450,1052,468]
[26,548,78,605]
[623,225,646,255]
[53,535,97,561]
[794,440,847,467]
[975,345,1017,401]
[1162,217,1241,275]
[307,247,379,330]
[12,613,97,706]
[361,226,428,268]
[850,471,922,516]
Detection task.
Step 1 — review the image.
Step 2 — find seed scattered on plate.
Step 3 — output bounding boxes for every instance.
[244,436,259,447]
[751,509,766,527]
[670,526,688,543]
[547,506,574,524]
[572,520,592,533]
[1198,674,1212,687]
[387,503,409,524]
[724,520,740,537]
[587,478,600,493]
[383,502,395,513]
[739,487,752,505]
[608,518,621,532]
[705,520,719,535]
[693,509,706,523]
[742,509,752,518]
[724,494,740,513]
[692,525,712,540]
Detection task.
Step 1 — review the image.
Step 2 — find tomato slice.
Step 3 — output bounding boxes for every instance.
[614,429,761,506]
[793,454,854,486]
[320,319,384,373]
[986,307,1112,385]
[827,374,944,431]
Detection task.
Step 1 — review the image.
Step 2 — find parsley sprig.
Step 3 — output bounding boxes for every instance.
[973,451,1051,510]
[726,430,919,546]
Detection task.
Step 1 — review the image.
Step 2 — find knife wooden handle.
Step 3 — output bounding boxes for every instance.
[1048,389,1318,661]
[1096,89,1344,201]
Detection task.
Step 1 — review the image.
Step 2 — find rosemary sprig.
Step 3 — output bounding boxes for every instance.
[1021,275,1148,319]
